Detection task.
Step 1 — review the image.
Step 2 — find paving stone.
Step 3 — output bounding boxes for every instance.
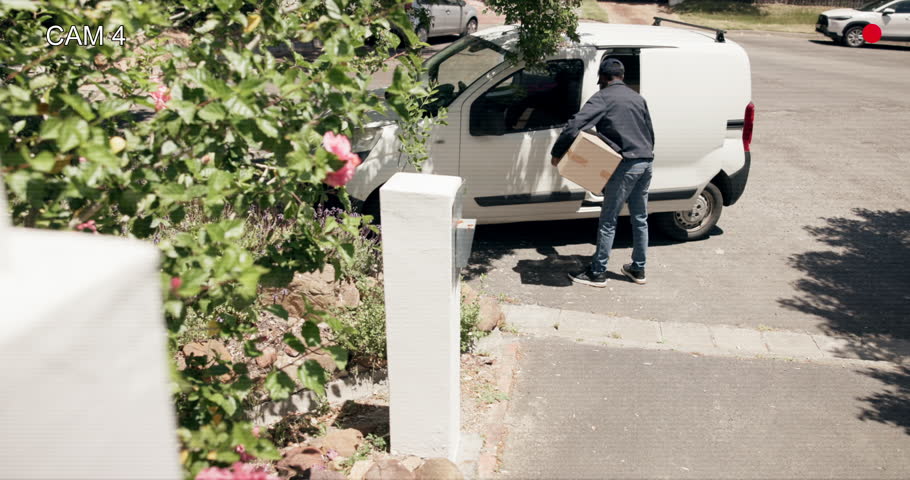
[763,331,823,358]
[660,321,716,351]
[812,335,864,360]
[610,317,661,344]
[501,304,560,330]
[711,325,768,355]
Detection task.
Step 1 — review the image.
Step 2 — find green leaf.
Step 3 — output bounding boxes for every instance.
[214,0,238,14]
[255,118,278,138]
[57,118,89,152]
[325,0,343,19]
[299,360,327,397]
[265,370,297,400]
[301,321,321,347]
[324,345,349,371]
[177,268,209,297]
[265,304,289,320]
[27,74,53,90]
[98,98,132,119]
[198,102,226,122]
[79,144,120,168]
[339,243,355,263]
[59,93,96,121]
[161,140,178,156]
[224,96,255,118]
[282,332,308,355]
[28,151,56,172]
[1,0,38,11]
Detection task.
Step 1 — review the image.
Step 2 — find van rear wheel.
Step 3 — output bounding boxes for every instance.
[655,183,723,241]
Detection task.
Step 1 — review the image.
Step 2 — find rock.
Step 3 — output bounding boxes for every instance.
[255,346,278,368]
[284,344,302,357]
[318,428,363,458]
[401,456,424,472]
[461,283,479,305]
[476,297,505,332]
[348,460,374,480]
[181,341,233,381]
[309,469,345,480]
[264,264,367,316]
[305,348,340,374]
[414,458,463,480]
[276,446,326,476]
[365,459,415,480]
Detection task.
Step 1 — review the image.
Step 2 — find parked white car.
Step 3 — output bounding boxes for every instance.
[816,0,910,47]
[405,0,480,42]
[349,22,754,241]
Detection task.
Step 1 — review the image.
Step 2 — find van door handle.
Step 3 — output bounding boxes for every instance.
[435,139,445,144]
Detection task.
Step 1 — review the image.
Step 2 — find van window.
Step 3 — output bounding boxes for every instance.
[599,50,640,93]
[893,1,910,12]
[469,59,584,136]
[423,36,508,115]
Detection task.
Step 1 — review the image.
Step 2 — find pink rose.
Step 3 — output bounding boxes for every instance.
[170,276,182,292]
[324,157,361,187]
[322,131,362,187]
[75,220,98,233]
[195,463,278,480]
[234,444,255,462]
[150,83,171,111]
[252,426,260,438]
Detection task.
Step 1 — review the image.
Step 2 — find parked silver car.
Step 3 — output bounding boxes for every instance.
[406,0,480,42]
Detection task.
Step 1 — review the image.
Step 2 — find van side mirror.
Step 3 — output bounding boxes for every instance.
[882,7,895,14]
[469,101,506,136]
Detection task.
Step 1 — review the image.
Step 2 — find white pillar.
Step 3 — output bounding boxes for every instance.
[0,184,180,479]
[381,172,463,460]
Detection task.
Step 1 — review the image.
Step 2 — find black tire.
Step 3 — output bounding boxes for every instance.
[655,183,723,241]
[843,25,866,48]
[462,18,478,37]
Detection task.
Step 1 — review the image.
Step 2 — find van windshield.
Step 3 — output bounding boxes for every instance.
[857,0,891,11]
[422,35,509,112]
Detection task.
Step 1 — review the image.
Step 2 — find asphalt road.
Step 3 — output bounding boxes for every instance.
[465,31,910,343]
[500,337,910,479]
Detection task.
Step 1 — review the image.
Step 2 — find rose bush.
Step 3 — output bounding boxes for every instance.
[1,0,580,477]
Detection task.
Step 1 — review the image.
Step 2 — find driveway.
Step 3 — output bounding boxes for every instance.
[464,32,910,344]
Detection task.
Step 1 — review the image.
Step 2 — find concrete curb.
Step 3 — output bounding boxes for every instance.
[502,304,909,368]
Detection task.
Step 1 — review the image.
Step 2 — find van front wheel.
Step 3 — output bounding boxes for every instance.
[655,183,723,241]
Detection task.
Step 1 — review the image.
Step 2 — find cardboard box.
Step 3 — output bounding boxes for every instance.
[558,130,622,194]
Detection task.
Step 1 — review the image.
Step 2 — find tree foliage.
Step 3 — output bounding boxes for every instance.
[0,0,580,476]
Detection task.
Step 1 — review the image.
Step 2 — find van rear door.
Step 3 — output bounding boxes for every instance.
[638,46,727,209]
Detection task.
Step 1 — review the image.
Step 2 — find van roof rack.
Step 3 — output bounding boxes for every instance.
[652,17,726,43]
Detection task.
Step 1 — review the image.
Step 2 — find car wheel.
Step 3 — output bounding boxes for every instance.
[655,183,723,241]
[462,18,478,37]
[843,25,866,47]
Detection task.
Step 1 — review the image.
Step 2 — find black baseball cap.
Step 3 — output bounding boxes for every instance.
[598,57,625,79]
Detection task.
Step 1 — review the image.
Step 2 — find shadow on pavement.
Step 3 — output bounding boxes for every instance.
[779,208,910,435]
[808,39,910,52]
[858,366,910,436]
[464,217,721,283]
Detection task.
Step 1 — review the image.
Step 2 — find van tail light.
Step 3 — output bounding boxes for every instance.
[743,102,755,152]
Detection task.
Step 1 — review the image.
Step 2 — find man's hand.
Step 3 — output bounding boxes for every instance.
[551,156,561,167]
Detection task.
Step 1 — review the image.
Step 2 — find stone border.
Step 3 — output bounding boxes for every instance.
[472,331,523,479]
[251,369,388,427]
[502,304,909,367]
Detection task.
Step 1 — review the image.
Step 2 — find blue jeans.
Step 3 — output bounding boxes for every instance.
[590,159,652,275]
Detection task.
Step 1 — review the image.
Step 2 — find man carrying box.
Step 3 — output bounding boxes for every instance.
[550,57,655,287]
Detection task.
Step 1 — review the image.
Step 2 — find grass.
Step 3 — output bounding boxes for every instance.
[477,384,510,404]
[672,1,824,33]
[580,0,610,23]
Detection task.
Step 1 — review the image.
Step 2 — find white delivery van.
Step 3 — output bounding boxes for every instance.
[347,21,754,241]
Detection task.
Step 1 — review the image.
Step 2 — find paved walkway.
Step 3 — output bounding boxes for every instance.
[497,336,910,479]
[503,304,910,366]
